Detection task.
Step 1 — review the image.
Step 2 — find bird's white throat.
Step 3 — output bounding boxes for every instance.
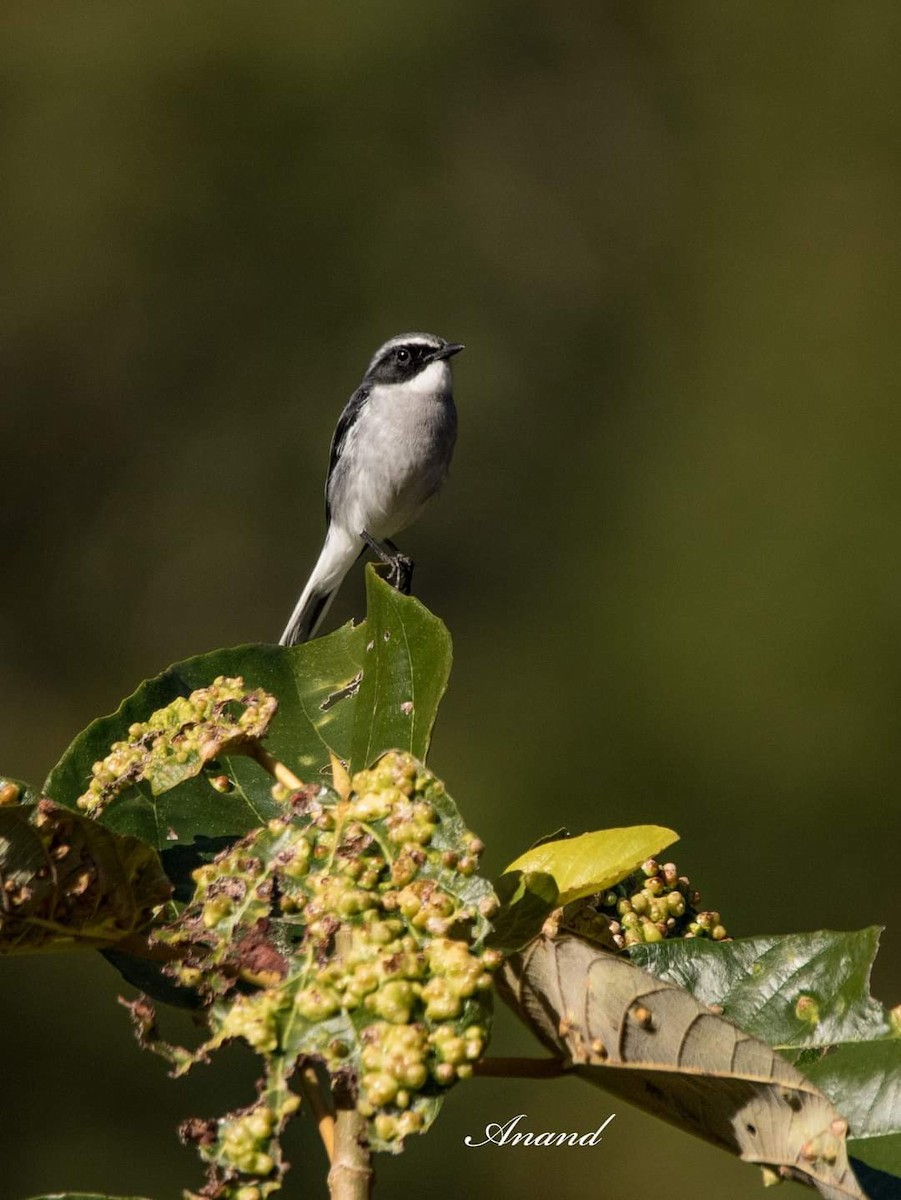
[403,358,451,398]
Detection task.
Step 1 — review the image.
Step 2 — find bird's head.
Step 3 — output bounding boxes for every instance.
[364,332,464,386]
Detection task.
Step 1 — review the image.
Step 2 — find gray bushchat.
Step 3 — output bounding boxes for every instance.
[279,331,463,645]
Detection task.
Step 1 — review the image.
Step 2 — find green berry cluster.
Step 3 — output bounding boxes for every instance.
[565,858,728,947]
[77,677,277,815]
[156,750,499,1158]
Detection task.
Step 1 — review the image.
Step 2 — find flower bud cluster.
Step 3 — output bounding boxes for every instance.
[565,857,728,948]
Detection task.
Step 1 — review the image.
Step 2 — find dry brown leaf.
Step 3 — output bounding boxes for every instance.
[499,933,866,1200]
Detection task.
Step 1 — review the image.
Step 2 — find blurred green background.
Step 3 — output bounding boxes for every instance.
[2,2,899,1197]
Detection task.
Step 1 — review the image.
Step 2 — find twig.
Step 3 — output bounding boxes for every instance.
[327,1106,373,1200]
[299,1062,336,1162]
[473,1056,567,1079]
[250,744,305,791]
[327,923,373,1197]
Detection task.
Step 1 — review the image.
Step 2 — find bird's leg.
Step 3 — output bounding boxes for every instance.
[383,539,414,595]
[360,531,414,595]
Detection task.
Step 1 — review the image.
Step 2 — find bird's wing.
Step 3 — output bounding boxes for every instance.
[325,385,369,523]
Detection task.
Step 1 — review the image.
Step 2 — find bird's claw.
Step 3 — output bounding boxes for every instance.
[360,530,414,595]
[386,552,414,595]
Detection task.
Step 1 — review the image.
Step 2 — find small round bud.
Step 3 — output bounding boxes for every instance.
[0,782,21,806]
[661,862,678,887]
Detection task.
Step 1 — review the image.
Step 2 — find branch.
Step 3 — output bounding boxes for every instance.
[327,1106,373,1200]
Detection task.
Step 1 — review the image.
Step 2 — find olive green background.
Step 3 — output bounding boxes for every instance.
[2,4,899,1198]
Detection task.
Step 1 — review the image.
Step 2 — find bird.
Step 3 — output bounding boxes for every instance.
[279,331,464,645]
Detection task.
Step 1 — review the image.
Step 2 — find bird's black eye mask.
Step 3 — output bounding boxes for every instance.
[368,343,434,383]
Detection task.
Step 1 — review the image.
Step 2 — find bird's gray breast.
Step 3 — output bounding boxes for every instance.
[329,370,457,541]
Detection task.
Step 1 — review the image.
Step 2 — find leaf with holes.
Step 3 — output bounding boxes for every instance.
[139,752,498,1196]
[0,798,170,954]
[44,567,451,852]
[499,933,867,1199]
[629,930,900,1184]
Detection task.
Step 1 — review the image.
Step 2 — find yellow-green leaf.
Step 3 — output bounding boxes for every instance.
[503,825,678,905]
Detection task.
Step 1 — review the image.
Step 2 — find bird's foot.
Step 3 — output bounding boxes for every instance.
[360,531,415,595]
[386,551,414,594]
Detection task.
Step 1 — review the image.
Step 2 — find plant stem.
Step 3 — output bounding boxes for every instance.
[327,1106,373,1200]
[473,1056,567,1079]
[251,744,305,791]
[325,925,373,1197]
[299,1062,336,1162]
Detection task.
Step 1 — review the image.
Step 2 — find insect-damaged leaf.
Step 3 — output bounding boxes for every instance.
[628,928,901,1179]
[627,929,890,1051]
[0,799,170,954]
[75,677,277,818]
[499,933,866,1200]
[44,568,451,851]
[138,752,498,1196]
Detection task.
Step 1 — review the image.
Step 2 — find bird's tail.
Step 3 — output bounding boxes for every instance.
[279,527,360,645]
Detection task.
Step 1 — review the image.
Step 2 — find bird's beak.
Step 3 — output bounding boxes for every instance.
[430,342,465,361]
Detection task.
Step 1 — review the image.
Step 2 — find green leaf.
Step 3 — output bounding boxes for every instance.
[74,678,279,819]
[629,929,901,1176]
[44,648,301,849]
[852,1133,901,1180]
[503,824,678,905]
[805,1042,901,1177]
[0,800,170,954]
[44,568,451,852]
[487,870,558,951]
[349,566,453,773]
[628,928,890,1049]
